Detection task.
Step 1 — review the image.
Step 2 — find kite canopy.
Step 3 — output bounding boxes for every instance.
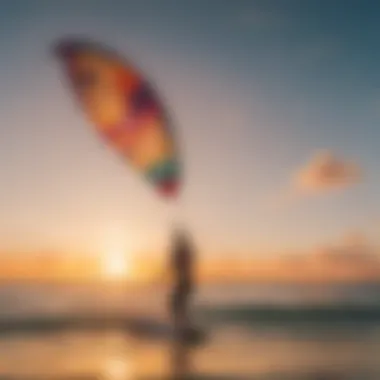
[54,38,181,198]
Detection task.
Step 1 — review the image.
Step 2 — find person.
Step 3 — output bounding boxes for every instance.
[169,228,196,339]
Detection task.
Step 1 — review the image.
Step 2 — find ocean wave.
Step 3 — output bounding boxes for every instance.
[1,303,380,337]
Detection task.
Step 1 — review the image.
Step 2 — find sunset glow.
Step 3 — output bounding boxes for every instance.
[102,249,132,280]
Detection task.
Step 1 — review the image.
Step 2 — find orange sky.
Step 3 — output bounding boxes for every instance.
[1,1,379,264]
[1,241,379,284]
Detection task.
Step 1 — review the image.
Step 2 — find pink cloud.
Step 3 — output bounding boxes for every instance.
[293,151,362,194]
[265,151,364,212]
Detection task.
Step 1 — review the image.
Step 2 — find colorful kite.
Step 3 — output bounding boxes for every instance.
[54,38,181,198]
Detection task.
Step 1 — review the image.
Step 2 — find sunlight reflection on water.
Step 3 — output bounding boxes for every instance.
[104,356,133,380]
[1,283,380,378]
[0,328,380,379]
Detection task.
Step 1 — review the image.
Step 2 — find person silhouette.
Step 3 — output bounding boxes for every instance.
[169,228,196,340]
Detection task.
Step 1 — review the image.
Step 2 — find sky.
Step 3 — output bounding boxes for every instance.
[0,0,379,261]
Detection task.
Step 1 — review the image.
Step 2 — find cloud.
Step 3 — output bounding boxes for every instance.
[312,232,376,265]
[204,232,380,283]
[293,150,362,195]
[271,232,380,282]
[305,232,380,281]
[265,151,363,212]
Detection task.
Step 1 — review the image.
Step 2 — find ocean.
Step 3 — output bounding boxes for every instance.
[0,282,379,379]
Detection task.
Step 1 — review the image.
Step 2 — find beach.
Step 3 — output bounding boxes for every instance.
[0,283,379,379]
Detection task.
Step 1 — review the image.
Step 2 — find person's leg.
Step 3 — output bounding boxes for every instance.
[171,288,192,338]
[171,291,183,336]
[181,288,193,331]
[170,339,191,379]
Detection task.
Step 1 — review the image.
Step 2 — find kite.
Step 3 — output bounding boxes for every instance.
[54,38,181,198]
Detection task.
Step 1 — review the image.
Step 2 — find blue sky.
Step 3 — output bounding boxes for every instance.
[0,0,379,258]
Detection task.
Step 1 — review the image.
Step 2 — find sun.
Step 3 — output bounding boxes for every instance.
[102,250,132,280]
